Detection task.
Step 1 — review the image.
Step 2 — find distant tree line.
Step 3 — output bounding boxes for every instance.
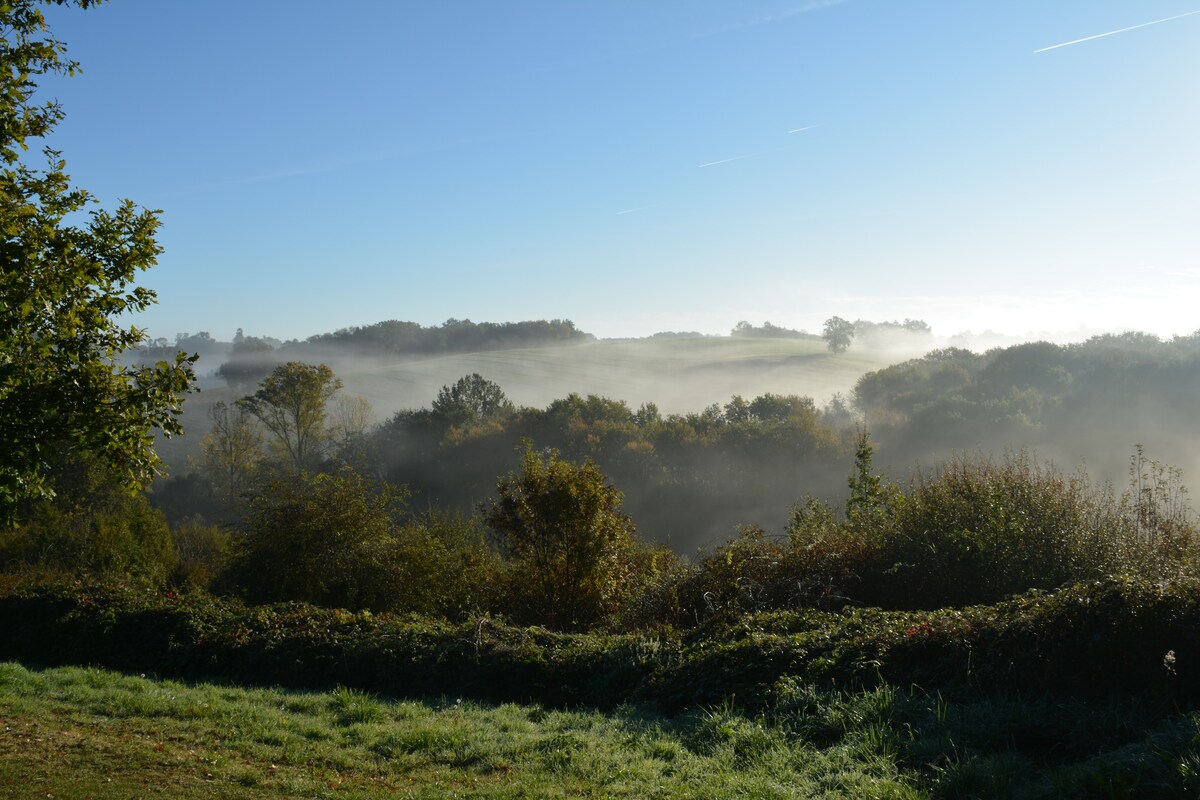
[373,375,855,548]
[299,318,591,357]
[854,331,1200,475]
[731,318,932,353]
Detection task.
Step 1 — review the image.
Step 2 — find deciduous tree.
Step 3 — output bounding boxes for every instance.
[0,0,195,522]
[483,442,635,630]
[195,401,262,510]
[237,362,341,473]
[822,316,855,354]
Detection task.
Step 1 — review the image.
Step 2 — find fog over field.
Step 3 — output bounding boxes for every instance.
[142,318,1200,553]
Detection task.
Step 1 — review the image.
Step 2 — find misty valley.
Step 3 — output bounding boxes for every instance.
[7,316,1200,797]
[6,1,1200,797]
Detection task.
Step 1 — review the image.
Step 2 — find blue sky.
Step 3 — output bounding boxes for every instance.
[39,1,1200,341]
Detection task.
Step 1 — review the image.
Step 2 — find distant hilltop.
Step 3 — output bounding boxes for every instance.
[129,316,941,387]
[131,318,594,386]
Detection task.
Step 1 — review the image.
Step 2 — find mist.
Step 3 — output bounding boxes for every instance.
[142,317,1200,554]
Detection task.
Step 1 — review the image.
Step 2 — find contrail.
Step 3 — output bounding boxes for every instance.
[698,153,757,168]
[787,124,821,134]
[615,204,656,215]
[1035,8,1200,53]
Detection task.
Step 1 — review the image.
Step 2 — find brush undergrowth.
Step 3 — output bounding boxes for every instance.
[2,576,1199,712]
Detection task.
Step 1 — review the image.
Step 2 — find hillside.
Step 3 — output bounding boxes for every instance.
[156,336,916,476]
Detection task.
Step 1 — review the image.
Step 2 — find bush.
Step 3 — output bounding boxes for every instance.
[870,452,1197,608]
[5,576,1198,713]
[483,443,637,630]
[388,508,500,620]
[0,487,175,586]
[222,468,410,611]
[168,519,230,591]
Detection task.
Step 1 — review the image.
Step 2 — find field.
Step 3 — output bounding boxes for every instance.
[0,662,918,799]
[5,658,1197,800]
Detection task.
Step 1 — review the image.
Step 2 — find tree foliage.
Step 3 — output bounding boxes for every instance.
[431,372,512,427]
[0,0,195,522]
[483,442,636,630]
[195,401,261,512]
[226,469,408,610]
[237,362,341,473]
[822,316,855,353]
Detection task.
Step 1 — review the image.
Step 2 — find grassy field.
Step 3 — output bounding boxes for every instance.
[0,662,918,799]
[158,337,912,473]
[4,660,1197,799]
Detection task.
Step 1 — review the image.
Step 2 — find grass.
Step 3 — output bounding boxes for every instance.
[0,662,920,799]
[4,661,1199,798]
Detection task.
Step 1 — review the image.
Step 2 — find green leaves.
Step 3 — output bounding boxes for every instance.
[236,362,342,473]
[483,443,636,630]
[0,2,196,523]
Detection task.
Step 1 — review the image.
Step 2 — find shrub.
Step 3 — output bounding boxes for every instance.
[870,452,1198,608]
[168,519,230,591]
[388,508,500,620]
[667,448,1199,617]
[222,468,409,611]
[0,486,175,586]
[483,443,637,630]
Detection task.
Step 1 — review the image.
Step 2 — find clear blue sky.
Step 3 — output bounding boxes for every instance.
[39,1,1200,341]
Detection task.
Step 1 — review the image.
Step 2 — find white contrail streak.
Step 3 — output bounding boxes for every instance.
[787,124,821,134]
[1035,8,1200,53]
[698,153,757,168]
[615,205,656,215]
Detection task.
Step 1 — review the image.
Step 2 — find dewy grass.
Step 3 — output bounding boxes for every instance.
[3,662,1199,799]
[0,661,921,799]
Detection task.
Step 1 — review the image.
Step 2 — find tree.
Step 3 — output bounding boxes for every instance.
[237,362,342,473]
[0,1,196,523]
[431,373,513,426]
[328,394,376,469]
[845,429,885,527]
[482,442,635,630]
[822,316,855,354]
[195,401,262,511]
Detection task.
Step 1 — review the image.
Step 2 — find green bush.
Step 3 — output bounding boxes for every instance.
[388,508,500,619]
[168,519,230,591]
[221,470,501,618]
[222,468,410,611]
[0,489,175,586]
[668,450,1200,617]
[870,452,1197,608]
[3,577,1197,714]
[483,443,638,630]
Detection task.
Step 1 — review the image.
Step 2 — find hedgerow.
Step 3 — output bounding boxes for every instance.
[2,576,1197,714]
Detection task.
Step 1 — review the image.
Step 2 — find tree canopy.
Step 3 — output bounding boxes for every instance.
[0,0,195,522]
[237,362,342,473]
[483,442,636,630]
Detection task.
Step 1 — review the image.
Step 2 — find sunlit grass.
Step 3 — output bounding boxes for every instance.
[3,661,1199,798]
[0,662,920,799]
